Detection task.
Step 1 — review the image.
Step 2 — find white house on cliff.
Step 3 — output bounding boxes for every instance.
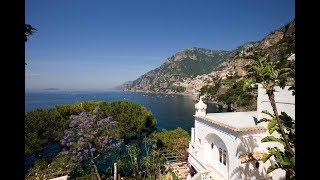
[187,84,295,180]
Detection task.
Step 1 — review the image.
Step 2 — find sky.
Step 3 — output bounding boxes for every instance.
[26,0,295,91]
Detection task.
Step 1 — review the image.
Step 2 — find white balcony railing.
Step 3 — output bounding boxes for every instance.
[188,143,211,180]
[191,172,201,180]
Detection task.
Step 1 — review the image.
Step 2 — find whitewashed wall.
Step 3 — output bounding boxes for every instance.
[195,118,239,179]
[236,131,268,180]
[194,119,274,180]
[256,84,295,180]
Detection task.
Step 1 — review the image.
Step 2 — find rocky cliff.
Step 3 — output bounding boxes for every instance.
[123,47,235,94]
[122,20,295,99]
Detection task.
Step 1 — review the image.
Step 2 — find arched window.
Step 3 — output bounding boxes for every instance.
[219,148,222,163]
[223,150,227,165]
[211,143,214,149]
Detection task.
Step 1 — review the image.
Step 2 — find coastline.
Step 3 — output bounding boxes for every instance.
[122,89,224,106]
[122,89,198,99]
[122,89,252,112]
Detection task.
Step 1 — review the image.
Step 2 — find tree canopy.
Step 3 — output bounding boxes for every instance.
[25,100,158,178]
[151,127,190,154]
[104,100,157,141]
[25,108,68,155]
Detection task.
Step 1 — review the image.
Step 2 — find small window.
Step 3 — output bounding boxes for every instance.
[211,143,214,149]
[223,150,227,165]
[255,161,259,168]
[198,138,201,145]
[219,148,222,163]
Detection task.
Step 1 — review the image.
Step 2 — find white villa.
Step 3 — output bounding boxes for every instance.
[187,84,295,180]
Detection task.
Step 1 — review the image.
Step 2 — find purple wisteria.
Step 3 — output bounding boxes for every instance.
[60,106,123,162]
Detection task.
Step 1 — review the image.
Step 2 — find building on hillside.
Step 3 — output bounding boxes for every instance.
[187,84,295,180]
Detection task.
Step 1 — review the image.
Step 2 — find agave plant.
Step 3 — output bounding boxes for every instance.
[259,111,295,179]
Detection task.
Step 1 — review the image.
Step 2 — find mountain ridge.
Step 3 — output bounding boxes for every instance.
[122,20,295,97]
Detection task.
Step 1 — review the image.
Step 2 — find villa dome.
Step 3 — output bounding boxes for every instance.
[195,97,207,117]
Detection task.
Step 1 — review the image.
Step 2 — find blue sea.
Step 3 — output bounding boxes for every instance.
[25,90,221,133]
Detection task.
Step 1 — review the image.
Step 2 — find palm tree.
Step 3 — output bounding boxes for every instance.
[246,55,295,156]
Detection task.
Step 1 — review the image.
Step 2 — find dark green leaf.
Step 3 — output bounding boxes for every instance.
[267,164,278,174]
[262,153,272,163]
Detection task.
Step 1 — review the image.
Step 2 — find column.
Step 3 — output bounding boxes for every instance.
[114,162,117,180]
[191,127,195,143]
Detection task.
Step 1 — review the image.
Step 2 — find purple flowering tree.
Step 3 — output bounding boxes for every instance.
[61,106,123,180]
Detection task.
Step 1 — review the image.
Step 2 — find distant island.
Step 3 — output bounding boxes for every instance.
[44,88,59,90]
